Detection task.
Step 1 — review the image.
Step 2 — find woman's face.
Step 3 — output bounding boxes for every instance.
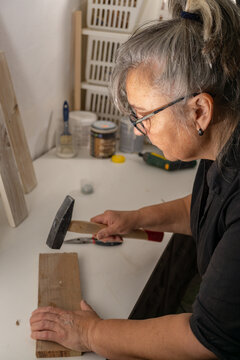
[126,68,201,162]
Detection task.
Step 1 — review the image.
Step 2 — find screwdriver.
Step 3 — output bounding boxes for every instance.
[139,152,197,171]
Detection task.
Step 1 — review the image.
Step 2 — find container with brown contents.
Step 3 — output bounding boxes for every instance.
[90,120,117,158]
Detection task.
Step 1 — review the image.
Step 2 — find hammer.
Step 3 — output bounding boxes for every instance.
[46,195,163,249]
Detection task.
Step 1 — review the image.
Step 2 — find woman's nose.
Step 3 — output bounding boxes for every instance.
[134,127,144,136]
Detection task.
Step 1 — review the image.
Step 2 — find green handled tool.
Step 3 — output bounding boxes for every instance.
[139,152,197,171]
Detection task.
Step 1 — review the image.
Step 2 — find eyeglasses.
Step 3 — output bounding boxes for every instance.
[129,93,199,135]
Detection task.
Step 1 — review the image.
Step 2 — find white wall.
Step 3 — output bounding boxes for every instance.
[0,0,86,159]
[137,0,169,25]
[0,0,165,160]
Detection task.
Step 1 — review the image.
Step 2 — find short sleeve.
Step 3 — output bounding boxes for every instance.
[190,213,240,359]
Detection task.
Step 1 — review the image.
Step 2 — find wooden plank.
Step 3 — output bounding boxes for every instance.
[0,52,37,194]
[73,11,82,110]
[0,103,28,227]
[37,253,82,358]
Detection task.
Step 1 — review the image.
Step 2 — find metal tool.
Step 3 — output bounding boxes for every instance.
[46,195,164,250]
[64,237,122,246]
[139,152,197,171]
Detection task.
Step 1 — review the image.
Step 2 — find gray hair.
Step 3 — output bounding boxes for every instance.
[110,0,240,127]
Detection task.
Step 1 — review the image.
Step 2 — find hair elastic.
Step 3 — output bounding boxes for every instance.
[180,11,202,23]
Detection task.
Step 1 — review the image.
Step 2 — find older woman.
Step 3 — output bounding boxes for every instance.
[30,0,240,359]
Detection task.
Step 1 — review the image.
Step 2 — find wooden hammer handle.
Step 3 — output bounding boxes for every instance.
[68,220,148,240]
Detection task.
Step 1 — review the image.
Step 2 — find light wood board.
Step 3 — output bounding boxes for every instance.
[37,253,82,358]
[0,103,28,227]
[0,52,37,194]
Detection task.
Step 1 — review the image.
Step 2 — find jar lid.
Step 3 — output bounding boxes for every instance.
[91,120,118,134]
[111,155,126,163]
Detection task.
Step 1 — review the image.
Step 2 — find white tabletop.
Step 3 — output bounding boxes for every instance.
[0,147,197,360]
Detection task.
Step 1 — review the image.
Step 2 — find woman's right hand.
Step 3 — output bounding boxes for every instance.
[91,210,140,243]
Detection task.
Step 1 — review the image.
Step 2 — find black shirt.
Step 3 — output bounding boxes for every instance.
[190,128,240,359]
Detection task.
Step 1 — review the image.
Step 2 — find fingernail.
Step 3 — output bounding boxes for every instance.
[98,233,103,240]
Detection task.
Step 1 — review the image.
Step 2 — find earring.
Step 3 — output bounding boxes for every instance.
[198,128,204,136]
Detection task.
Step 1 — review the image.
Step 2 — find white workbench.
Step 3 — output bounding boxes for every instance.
[0,147,197,360]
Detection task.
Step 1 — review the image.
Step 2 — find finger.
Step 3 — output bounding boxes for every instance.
[31,306,62,316]
[90,214,106,224]
[112,235,123,242]
[31,319,57,332]
[31,330,58,342]
[98,235,123,243]
[30,312,59,325]
[98,235,116,242]
[97,226,119,240]
[80,300,94,312]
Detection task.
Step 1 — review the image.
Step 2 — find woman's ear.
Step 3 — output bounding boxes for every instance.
[189,93,214,134]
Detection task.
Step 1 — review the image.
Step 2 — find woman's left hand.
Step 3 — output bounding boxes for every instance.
[30,300,101,353]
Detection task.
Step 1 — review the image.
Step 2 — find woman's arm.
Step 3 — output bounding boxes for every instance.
[90,313,216,360]
[30,302,216,360]
[137,194,192,235]
[92,194,192,240]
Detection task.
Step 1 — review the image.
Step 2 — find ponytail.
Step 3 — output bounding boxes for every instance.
[169,0,240,78]
[111,0,240,119]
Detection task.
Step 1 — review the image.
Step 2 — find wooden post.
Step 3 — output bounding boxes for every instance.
[0,52,37,194]
[0,104,28,227]
[73,11,82,111]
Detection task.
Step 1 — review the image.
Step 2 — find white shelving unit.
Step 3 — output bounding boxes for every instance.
[82,0,144,124]
[80,0,170,124]
[86,0,144,33]
[82,27,130,123]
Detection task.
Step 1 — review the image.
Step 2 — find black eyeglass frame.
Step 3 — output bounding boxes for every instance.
[129,93,199,135]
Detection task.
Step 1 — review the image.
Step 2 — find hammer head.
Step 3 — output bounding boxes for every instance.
[46,195,75,249]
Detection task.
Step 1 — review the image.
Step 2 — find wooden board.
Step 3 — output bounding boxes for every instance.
[0,52,37,194]
[37,253,82,358]
[0,103,28,227]
[73,11,82,110]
